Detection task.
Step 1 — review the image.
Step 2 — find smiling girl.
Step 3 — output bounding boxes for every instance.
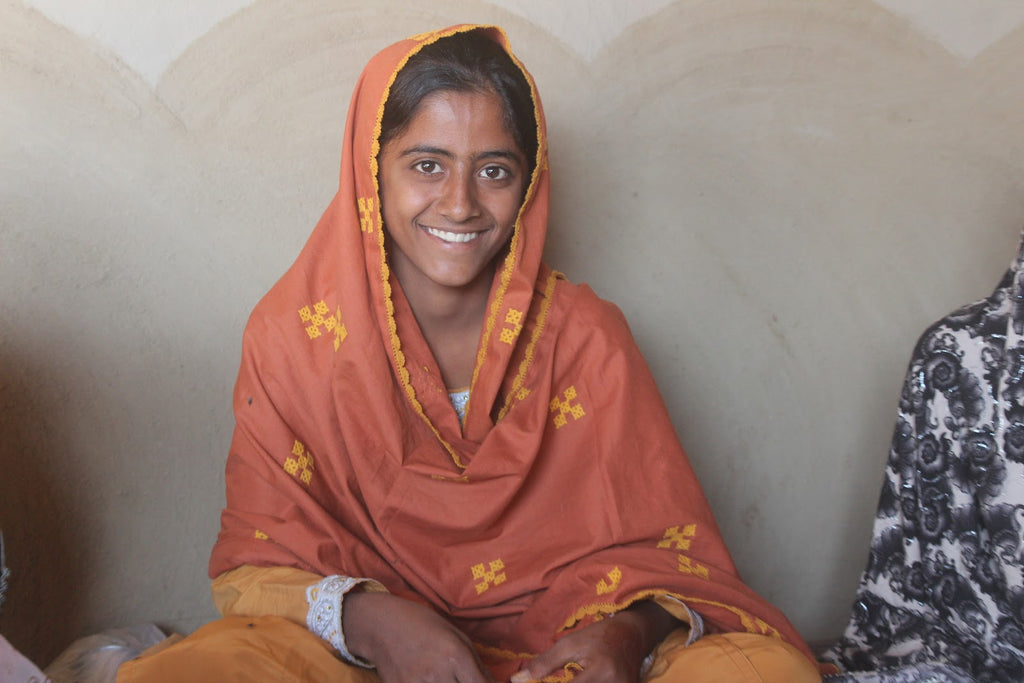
[118,25,821,683]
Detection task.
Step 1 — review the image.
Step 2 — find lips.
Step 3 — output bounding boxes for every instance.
[424,226,484,243]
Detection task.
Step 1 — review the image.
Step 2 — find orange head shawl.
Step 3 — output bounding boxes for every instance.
[210,24,815,675]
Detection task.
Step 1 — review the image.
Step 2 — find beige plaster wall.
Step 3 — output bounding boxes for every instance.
[2,0,1023,666]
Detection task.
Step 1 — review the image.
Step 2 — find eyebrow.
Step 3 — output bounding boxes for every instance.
[398,145,523,164]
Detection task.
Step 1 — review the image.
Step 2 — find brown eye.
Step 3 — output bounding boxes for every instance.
[415,160,441,174]
[480,165,510,180]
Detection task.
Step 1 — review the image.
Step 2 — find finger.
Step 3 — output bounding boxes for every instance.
[511,639,581,682]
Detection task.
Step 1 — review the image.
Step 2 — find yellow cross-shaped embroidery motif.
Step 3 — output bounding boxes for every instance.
[549,386,586,429]
[254,530,270,541]
[677,555,709,580]
[471,559,506,595]
[499,308,524,344]
[358,197,375,233]
[658,524,697,551]
[596,567,622,595]
[284,440,315,485]
[299,301,347,351]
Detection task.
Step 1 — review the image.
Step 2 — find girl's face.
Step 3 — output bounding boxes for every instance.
[379,89,528,296]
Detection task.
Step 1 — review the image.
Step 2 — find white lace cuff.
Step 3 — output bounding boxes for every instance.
[306,575,374,668]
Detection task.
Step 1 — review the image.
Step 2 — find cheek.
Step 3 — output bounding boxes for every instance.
[380,182,421,226]
[494,191,525,230]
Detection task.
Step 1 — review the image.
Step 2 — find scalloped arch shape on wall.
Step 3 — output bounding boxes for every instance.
[21,0,1024,88]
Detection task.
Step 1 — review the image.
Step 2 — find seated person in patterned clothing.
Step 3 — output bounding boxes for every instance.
[117,25,822,683]
[826,229,1024,683]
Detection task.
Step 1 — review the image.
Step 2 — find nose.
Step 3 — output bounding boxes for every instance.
[437,169,480,223]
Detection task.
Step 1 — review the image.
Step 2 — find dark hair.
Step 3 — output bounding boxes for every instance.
[379,30,538,176]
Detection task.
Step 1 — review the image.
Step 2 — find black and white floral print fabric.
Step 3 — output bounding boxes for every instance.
[824,662,975,683]
[826,230,1024,682]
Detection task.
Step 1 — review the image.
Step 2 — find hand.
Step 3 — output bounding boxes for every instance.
[343,591,495,683]
[510,601,677,683]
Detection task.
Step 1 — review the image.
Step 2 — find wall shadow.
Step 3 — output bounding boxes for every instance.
[0,347,91,666]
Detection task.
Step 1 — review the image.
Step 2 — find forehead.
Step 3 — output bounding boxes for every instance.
[388,90,520,153]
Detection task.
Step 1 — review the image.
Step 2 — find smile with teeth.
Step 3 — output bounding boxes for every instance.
[424,226,484,243]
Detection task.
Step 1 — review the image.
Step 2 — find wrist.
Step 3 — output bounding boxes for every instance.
[306,575,377,667]
[623,600,678,655]
[340,590,383,662]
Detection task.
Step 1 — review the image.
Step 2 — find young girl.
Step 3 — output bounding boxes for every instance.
[119,25,821,683]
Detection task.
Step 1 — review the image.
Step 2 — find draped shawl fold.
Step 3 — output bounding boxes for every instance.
[209,24,813,674]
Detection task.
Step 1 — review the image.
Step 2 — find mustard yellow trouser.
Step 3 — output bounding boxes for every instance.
[116,615,821,682]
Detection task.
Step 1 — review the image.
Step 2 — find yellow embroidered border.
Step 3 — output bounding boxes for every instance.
[371,26,476,469]
[559,588,661,631]
[465,27,546,422]
[370,25,545,463]
[678,596,781,637]
[538,663,584,682]
[557,588,781,640]
[430,473,470,483]
[474,642,536,662]
[498,270,561,419]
